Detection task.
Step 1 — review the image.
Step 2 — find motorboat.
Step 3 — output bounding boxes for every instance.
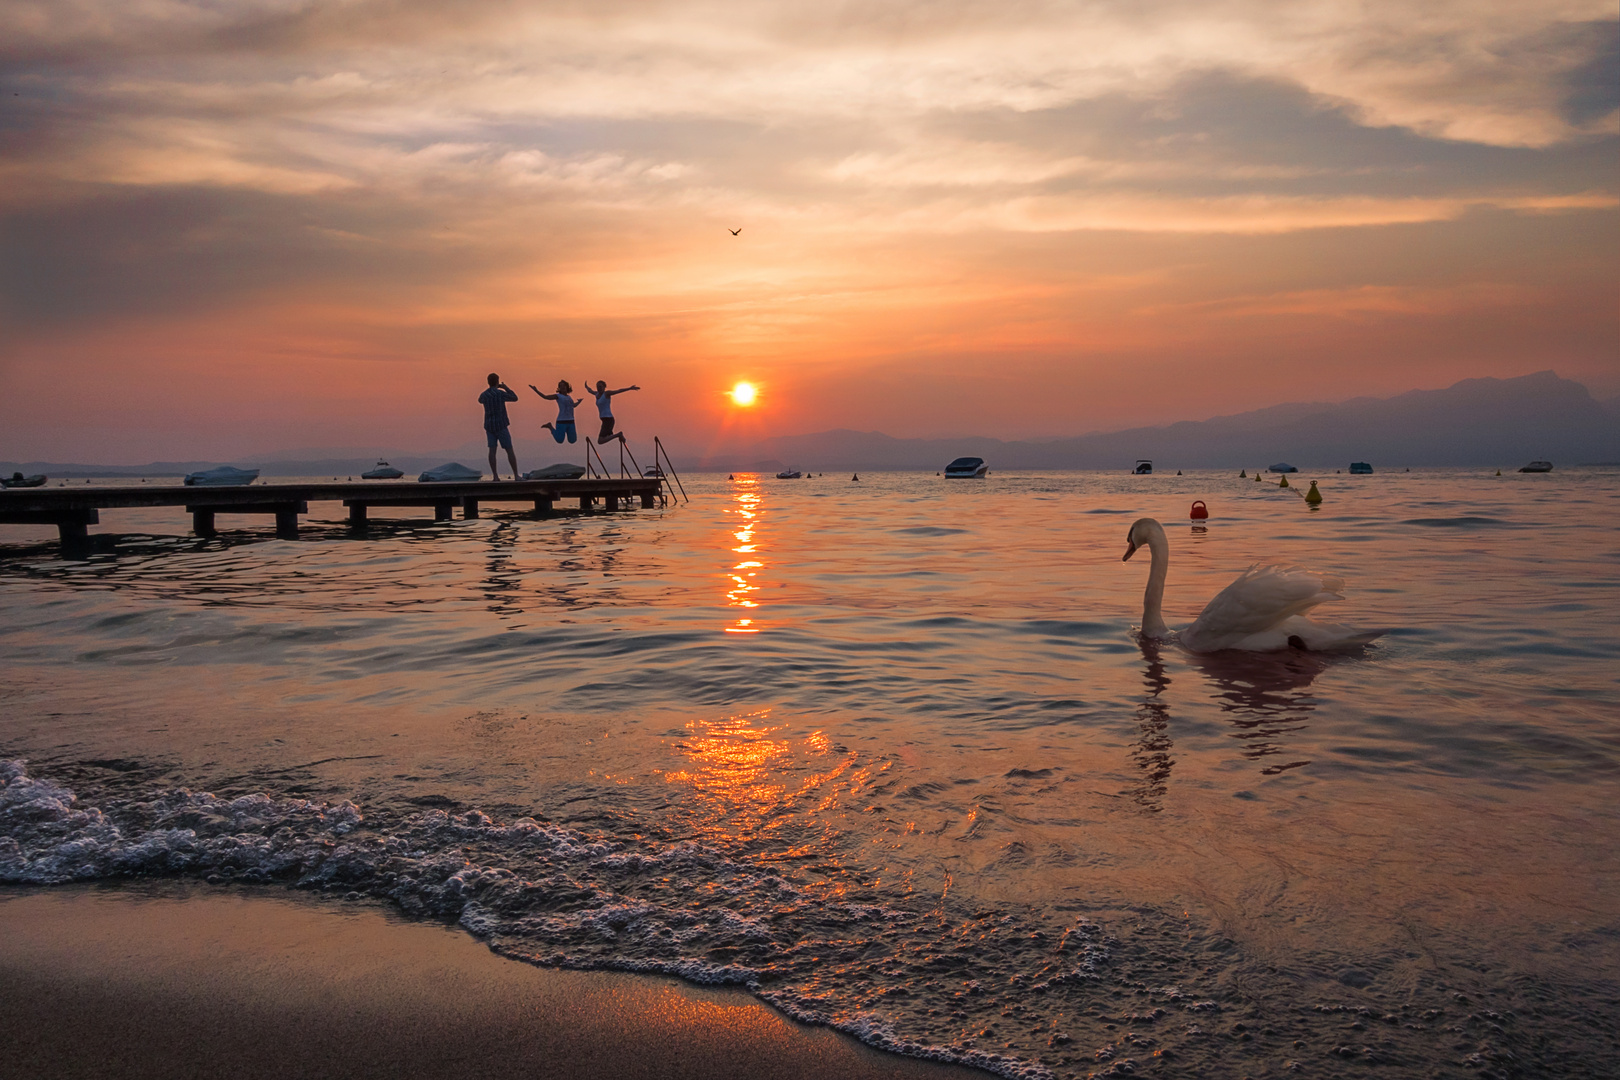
[1348,462,1373,474]
[525,463,587,480]
[1518,460,1553,473]
[1,472,47,488]
[361,460,404,479]
[183,466,260,486]
[1134,460,1153,475]
[418,462,483,482]
[1268,462,1298,473]
[775,469,802,479]
[944,456,988,478]
[644,465,664,478]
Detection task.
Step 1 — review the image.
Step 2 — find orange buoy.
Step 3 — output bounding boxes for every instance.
[1190,500,1209,521]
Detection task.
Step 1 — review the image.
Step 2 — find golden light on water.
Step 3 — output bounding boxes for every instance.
[729,382,758,407]
[724,479,765,634]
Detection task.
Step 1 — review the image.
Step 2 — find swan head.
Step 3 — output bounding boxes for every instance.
[1123,517,1163,561]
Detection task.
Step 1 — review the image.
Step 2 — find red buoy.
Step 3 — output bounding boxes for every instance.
[1190,500,1209,521]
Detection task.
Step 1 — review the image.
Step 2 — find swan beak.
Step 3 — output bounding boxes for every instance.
[1123,540,1138,562]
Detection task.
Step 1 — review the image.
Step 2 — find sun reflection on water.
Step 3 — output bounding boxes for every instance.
[663,710,867,852]
[724,477,765,633]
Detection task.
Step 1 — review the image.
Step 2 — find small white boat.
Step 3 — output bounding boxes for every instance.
[1518,460,1553,473]
[944,456,988,478]
[183,466,260,486]
[361,460,404,479]
[418,462,483,482]
[644,465,664,478]
[525,463,586,480]
[1134,459,1153,475]
[775,469,802,479]
[1268,462,1298,473]
[1,472,47,488]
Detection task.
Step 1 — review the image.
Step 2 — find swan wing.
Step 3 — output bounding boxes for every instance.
[1181,564,1345,652]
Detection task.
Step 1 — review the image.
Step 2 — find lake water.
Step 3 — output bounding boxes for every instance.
[3,469,1618,1079]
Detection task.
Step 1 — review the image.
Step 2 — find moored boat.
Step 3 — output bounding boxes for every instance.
[775,469,802,479]
[1349,462,1373,474]
[361,460,405,479]
[1,472,47,488]
[1134,459,1153,474]
[525,463,587,480]
[1268,462,1298,473]
[418,462,483,482]
[1518,460,1553,473]
[944,456,988,478]
[183,466,260,486]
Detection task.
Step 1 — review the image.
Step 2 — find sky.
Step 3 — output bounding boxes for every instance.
[1,0,1616,463]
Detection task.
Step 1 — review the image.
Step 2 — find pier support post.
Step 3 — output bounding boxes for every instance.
[275,507,299,540]
[603,494,619,511]
[463,499,480,520]
[640,492,656,509]
[534,497,554,517]
[349,503,368,528]
[55,509,98,555]
[192,509,216,537]
[434,502,454,522]
[579,495,593,511]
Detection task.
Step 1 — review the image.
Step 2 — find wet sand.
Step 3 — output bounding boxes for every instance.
[0,883,973,1080]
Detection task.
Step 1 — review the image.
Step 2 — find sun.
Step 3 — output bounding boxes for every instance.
[729,381,758,407]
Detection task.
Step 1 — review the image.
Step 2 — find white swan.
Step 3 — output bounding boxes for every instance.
[1123,517,1383,652]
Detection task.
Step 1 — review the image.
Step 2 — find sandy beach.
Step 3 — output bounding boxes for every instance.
[0,882,973,1080]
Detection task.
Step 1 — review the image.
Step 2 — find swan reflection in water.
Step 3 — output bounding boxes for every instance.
[1129,641,1335,809]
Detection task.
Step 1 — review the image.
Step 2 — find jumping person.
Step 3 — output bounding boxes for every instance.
[479,373,520,480]
[530,379,580,444]
[587,379,639,445]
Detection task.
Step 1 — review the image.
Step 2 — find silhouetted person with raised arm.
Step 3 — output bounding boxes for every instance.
[530,379,580,444]
[588,378,639,445]
[479,373,520,480]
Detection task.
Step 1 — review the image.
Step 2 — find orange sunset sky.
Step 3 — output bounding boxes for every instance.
[1,0,1615,462]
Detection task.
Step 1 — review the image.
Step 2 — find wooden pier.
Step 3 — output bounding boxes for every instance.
[0,476,668,553]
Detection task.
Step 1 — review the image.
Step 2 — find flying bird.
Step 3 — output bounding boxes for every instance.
[729,228,741,235]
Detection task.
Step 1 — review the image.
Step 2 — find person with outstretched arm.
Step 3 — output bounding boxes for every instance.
[530,379,580,443]
[478,373,521,480]
[587,379,639,445]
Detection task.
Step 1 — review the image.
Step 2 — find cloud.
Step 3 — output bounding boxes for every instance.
[0,0,1614,458]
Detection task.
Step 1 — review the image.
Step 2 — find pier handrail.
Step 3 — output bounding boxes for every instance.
[618,439,644,480]
[653,437,689,503]
[584,438,610,479]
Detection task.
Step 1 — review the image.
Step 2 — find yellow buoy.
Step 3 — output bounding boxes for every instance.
[1239,469,1246,478]
[1279,475,1290,488]
[1304,480,1322,505]
[1495,469,1501,476]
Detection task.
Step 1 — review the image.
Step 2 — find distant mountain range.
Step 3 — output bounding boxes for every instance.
[5,371,1617,477]
[697,371,1620,472]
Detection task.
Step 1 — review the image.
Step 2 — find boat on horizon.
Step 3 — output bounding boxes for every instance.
[775,469,802,479]
[361,460,405,479]
[1,472,47,488]
[944,456,988,478]
[1268,462,1298,473]
[1518,460,1553,473]
[1349,462,1373,474]
[1134,459,1153,475]
[183,466,260,486]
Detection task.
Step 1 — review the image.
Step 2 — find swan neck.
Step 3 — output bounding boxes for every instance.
[1142,527,1171,637]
